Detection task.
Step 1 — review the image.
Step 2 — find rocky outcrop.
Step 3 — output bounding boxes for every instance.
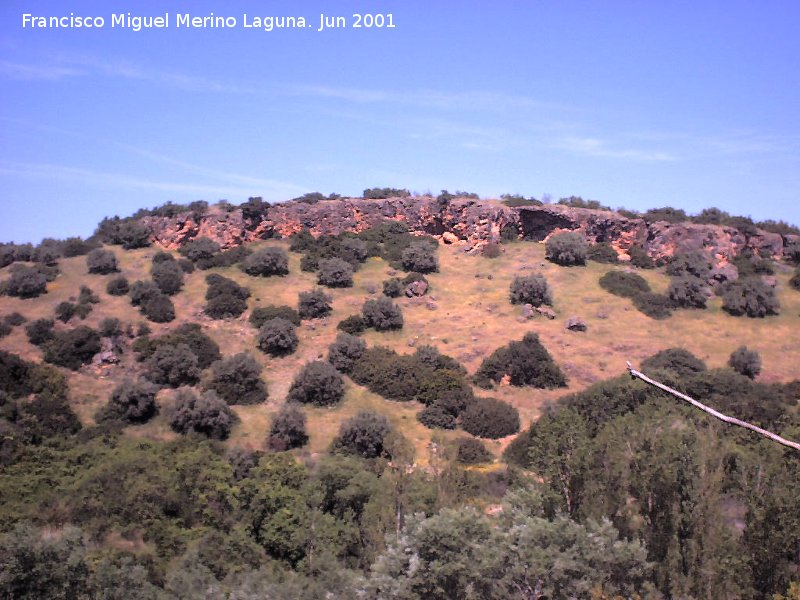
[139,196,793,268]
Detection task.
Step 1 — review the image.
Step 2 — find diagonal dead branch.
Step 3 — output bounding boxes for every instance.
[626,361,800,452]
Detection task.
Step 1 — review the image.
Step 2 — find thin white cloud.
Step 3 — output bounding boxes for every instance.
[0,59,83,80]
[0,160,304,201]
[554,136,676,162]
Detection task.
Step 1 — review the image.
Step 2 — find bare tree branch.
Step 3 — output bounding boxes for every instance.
[626,361,800,452]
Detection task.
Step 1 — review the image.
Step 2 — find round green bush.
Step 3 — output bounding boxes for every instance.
[327,332,366,373]
[641,348,707,377]
[455,438,493,464]
[298,288,332,319]
[400,242,438,273]
[3,267,47,298]
[509,274,552,306]
[249,305,301,328]
[362,296,403,331]
[460,397,520,439]
[337,314,366,335]
[728,346,762,379]
[240,247,289,277]
[382,277,404,298]
[417,404,457,430]
[151,261,184,296]
[145,343,201,387]
[206,352,268,405]
[317,258,354,288]
[256,318,299,357]
[106,276,130,296]
[267,403,308,451]
[632,292,673,319]
[599,271,650,298]
[587,243,618,263]
[141,293,176,323]
[545,232,588,266]
[721,279,779,318]
[287,360,345,406]
[668,276,710,309]
[333,411,393,458]
[170,389,234,440]
[86,248,119,274]
[104,379,159,424]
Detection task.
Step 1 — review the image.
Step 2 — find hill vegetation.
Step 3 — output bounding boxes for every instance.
[1,197,799,598]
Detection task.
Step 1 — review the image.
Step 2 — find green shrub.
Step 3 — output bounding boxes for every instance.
[78,285,99,305]
[627,245,654,268]
[401,242,438,273]
[327,332,367,373]
[632,292,673,319]
[643,206,688,223]
[509,274,552,306]
[170,389,234,440]
[141,293,176,323]
[3,267,47,298]
[417,404,457,430]
[16,394,82,442]
[668,276,709,309]
[0,350,33,397]
[545,232,588,266]
[61,236,97,257]
[86,249,119,274]
[151,260,184,296]
[721,279,779,318]
[101,379,159,423]
[256,318,299,357]
[455,438,493,464]
[666,252,712,280]
[145,343,201,387]
[785,239,800,264]
[249,305,301,328]
[42,327,101,370]
[287,360,345,406]
[587,243,618,263]
[382,278,404,297]
[333,411,393,458]
[474,333,566,389]
[641,348,707,377]
[362,296,403,330]
[733,251,775,278]
[337,314,366,335]
[790,266,800,291]
[205,274,250,319]
[4,312,26,327]
[99,317,122,338]
[206,352,267,405]
[25,319,54,346]
[0,321,11,339]
[240,196,270,221]
[152,250,175,264]
[55,301,77,323]
[298,288,332,319]
[268,403,308,451]
[240,247,289,277]
[128,280,161,306]
[317,257,354,287]
[599,271,650,298]
[728,346,762,379]
[179,237,220,263]
[106,276,130,296]
[460,397,520,438]
[362,187,410,199]
[136,323,220,368]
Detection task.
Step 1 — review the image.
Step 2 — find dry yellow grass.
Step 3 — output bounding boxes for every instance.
[2,240,799,464]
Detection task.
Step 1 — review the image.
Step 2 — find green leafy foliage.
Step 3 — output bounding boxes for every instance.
[206,352,267,405]
[249,304,301,328]
[204,274,250,319]
[332,411,393,459]
[2,266,47,298]
[42,326,101,370]
[327,332,366,374]
[337,314,366,335]
[587,242,618,263]
[169,389,235,440]
[317,257,354,287]
[145,343,201,387]
[722,279,780,317]
[151,260,184,295]
[241,247,289,277]
[400,242,438,273]
[86,248,119,274]
[509,273,552,306]
[256,318,299,357]
[382,277,404,297]
[460,397,520,438]
[455,438,493,464]
[267,403,308,451]
[599,270,651,298]
[728,346,762,379]
[545,232,588,266]
[106,275,130,296]
[100,379,159,424]
[287,361,345,406]
[298,288,332,319]
[474,332,566,389]
[668,276,710,308]
[361,296,403,331]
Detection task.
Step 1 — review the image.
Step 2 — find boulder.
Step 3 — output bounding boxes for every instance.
[566,316,588,332]
[536,306,556,320]
[405,280,428,297]
[521,304,535,319]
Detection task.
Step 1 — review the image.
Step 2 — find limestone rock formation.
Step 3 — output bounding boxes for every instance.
[138,196,794,269]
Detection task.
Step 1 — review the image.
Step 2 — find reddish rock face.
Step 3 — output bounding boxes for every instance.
[138,196,792,268]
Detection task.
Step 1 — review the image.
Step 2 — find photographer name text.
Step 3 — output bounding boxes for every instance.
[22,12,396,32]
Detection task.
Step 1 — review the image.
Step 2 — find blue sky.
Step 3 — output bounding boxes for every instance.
[1,0,799,243]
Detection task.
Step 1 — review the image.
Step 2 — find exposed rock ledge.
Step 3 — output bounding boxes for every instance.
[141,196,791,267]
